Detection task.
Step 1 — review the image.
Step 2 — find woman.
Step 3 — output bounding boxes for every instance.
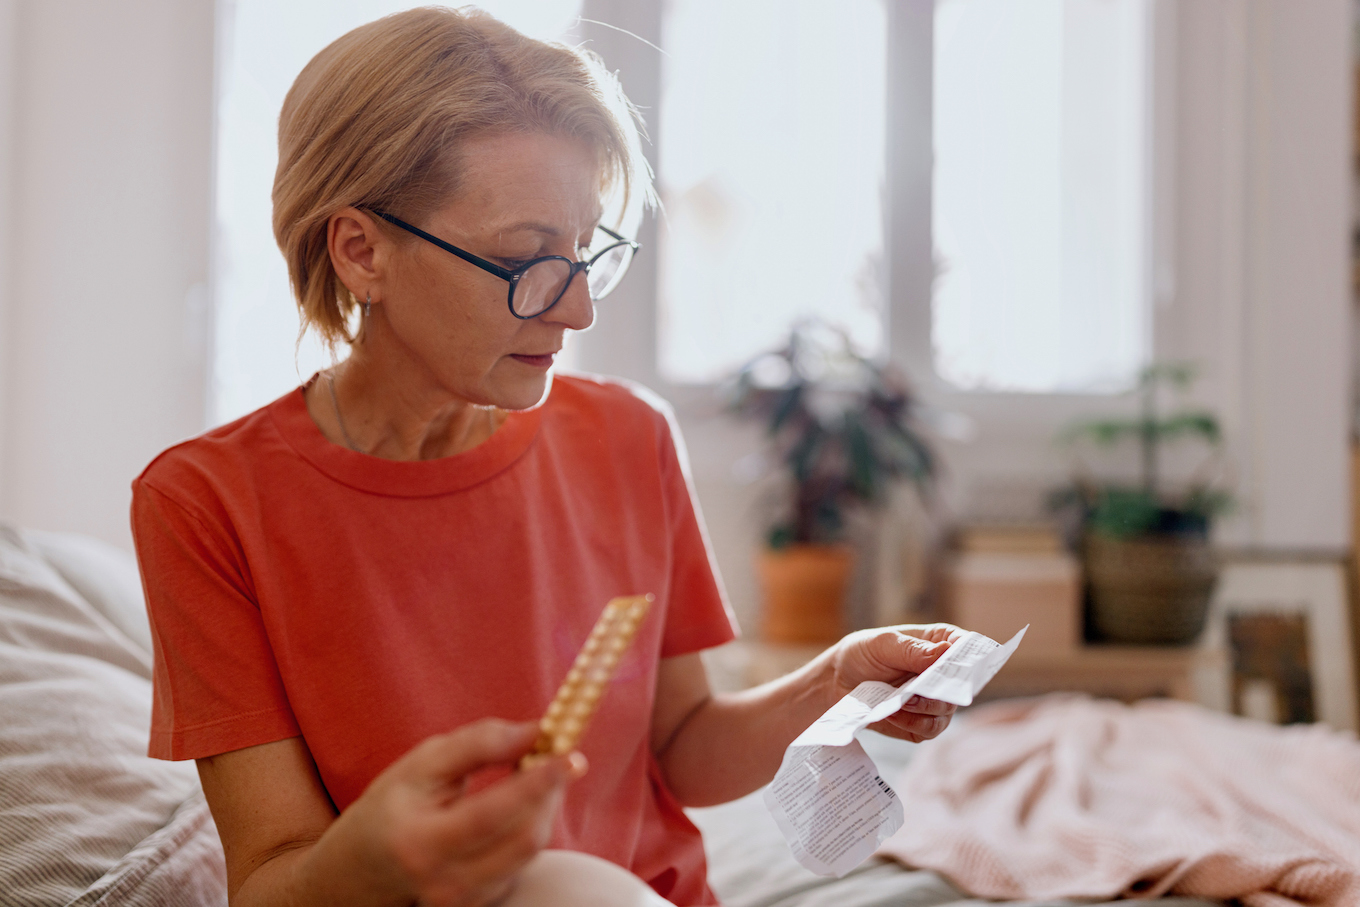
[132,8,962,906]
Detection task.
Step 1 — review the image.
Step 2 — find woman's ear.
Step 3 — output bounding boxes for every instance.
[328,207,388,300]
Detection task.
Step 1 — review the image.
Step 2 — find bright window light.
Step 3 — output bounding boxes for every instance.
[213,0,582,426]
[657,0,887,385]
[932,0,1153,393]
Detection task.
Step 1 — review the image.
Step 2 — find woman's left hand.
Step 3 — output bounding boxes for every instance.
[827,623,967,743]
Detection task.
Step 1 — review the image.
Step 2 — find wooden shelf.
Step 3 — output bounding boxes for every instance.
[982,644,1229,706]
[723,639,1230,710]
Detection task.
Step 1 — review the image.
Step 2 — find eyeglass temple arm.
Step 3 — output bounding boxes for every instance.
[370,210,516,280]
[596,223,641,249]
[375,208,637,265]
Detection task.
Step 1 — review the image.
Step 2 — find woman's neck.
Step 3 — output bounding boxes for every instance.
[306,345,505,461]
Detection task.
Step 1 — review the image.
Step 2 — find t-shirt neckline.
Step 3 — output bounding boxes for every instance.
[268,380,544,497]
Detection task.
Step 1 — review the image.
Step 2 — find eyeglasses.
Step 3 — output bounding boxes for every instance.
[370,210,640,320]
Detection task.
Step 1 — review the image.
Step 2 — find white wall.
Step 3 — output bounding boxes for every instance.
[0,0,215,551]
[0,1,15,503]
[1167,0,1352,552]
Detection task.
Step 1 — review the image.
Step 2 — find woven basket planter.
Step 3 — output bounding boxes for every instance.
[1084,532,1218,645]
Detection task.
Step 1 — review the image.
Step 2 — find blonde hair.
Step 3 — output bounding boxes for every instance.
[272,6,653,348]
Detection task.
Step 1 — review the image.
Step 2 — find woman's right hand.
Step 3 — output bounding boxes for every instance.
[351,719,581,907]
[197,719,582,907]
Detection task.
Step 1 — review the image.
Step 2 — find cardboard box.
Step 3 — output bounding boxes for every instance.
[955,523,1065,556]
[943,550,1081,655]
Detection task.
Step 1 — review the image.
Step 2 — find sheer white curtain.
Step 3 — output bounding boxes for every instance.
[212,0,583,425]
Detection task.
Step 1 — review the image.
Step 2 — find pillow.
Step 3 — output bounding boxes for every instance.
[0,525,226,905]
[26,528,155,665]
[67,792,226,907]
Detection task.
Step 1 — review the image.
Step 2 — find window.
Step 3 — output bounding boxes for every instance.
[655,0,887,385]
[931,0,1153,394]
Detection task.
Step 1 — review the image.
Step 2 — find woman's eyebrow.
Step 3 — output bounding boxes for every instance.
[495,213,607,241]
[497,220,562,236]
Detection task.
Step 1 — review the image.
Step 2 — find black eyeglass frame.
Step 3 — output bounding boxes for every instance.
[369,209,640,320]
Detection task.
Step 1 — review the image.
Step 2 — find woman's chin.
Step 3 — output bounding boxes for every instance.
[491,371,554,412]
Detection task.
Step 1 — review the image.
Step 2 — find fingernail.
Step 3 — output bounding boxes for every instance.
[567,751,589,779]
[907,695,923,707]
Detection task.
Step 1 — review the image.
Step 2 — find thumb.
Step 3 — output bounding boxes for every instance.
[409,718,539,783]
[871,632,950,676]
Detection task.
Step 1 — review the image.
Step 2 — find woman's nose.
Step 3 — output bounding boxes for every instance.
[542,270,595,331]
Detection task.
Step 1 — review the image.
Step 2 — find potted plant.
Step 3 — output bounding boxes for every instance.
[1053,363,1231,645]
[727,322,936,644]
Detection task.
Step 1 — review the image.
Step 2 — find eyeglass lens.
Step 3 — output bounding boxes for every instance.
[586,243,633,300]
[511,241,636,318]
[514,259,574,318]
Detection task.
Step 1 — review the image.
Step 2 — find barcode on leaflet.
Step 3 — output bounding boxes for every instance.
[874,776,896,800]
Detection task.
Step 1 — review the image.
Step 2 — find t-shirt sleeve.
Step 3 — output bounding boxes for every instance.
[653,407,740,658]
[132,479,300,760]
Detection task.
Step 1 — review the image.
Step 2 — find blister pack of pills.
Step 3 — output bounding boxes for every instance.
[521,594,653,769]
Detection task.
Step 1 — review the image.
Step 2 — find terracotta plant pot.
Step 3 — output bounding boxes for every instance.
[756,544,855,644]
[1084,532,1219,645]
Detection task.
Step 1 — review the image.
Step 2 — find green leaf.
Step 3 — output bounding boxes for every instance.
[1184,487,1234,518]
[844,413,878,500]
[786,422,825,482]
[1155,412,1221,444]
[767,524,795,549]
[769,385,804,434]
[1063,418,1145,446]
[813,497,845,543]
[1141,362,1197,389]
[1089,488,1161,538]
[885,420,934,485]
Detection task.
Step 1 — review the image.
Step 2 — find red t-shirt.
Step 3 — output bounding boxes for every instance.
[131,373,738,905]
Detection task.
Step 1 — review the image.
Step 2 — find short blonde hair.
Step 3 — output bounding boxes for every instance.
[272,6,652,347]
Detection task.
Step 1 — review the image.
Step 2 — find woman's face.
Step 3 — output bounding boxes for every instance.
[372,130,603,411]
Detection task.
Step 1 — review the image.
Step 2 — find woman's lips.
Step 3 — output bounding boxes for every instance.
[510,352,556,369]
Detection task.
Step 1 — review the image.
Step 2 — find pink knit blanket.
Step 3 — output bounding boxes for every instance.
[877,694,1360,906]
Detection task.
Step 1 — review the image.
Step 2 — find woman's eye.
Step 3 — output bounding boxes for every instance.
[499,257,534,270]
